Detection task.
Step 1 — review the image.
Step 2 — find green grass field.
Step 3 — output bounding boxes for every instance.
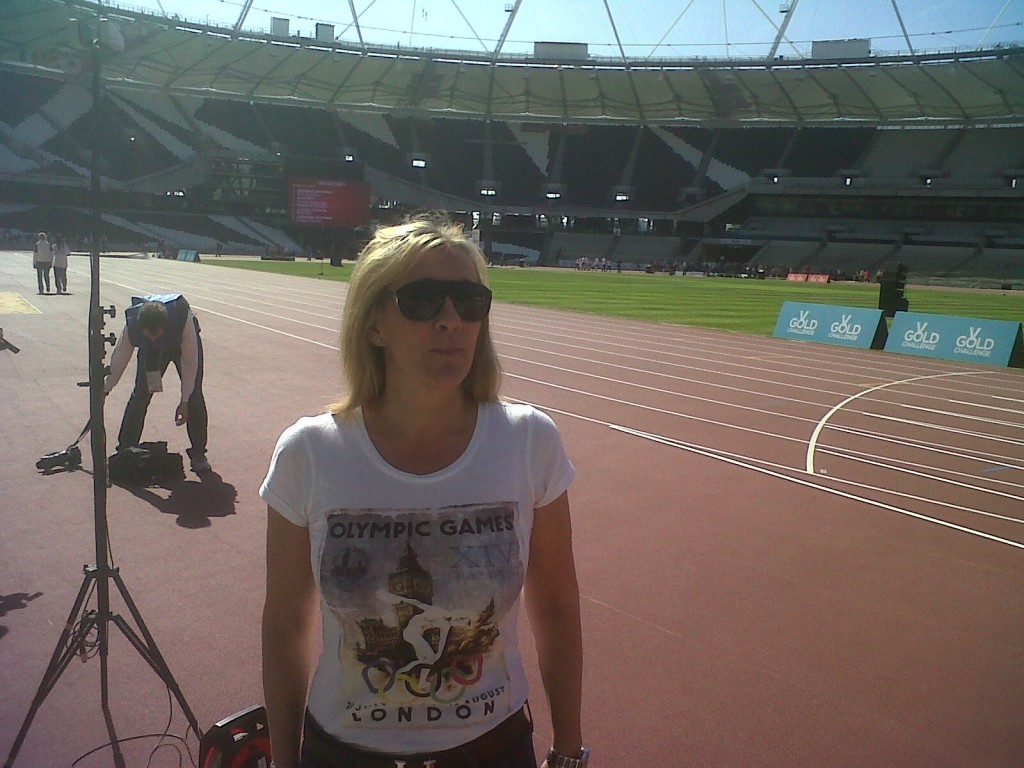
[210,260,1024,336]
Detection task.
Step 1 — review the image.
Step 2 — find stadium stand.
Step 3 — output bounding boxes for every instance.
[749,240,822,269]
[897,244,978,275]
[860,128,949,180]
[806,242,897,274]
[785,127,876,178]
[941,127,1024,181]
[1,0,1022,283]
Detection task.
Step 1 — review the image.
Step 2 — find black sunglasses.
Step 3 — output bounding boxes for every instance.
[389,279,493,323]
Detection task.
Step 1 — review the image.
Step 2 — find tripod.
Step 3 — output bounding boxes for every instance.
[5,35,201,768]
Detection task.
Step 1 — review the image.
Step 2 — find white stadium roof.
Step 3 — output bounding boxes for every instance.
[2,0,1023,126]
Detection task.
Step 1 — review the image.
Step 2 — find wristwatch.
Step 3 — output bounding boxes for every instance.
[546,747,590,768]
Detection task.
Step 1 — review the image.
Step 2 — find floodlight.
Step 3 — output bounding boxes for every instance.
[543,183,565,200]
[611,185,634,203]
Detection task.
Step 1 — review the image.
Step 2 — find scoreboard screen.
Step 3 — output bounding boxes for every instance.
[288,178,370,227]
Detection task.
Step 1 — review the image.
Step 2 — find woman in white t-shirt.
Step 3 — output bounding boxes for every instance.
[261,216,588,768]
[52,235,71,294]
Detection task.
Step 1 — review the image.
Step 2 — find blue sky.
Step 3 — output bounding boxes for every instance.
[115,0,1024,57]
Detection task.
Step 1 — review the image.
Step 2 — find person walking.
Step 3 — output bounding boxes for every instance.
[261,216,588,768]
[52,235,71,294]
[104,293,211,473]
[33,232,53,294]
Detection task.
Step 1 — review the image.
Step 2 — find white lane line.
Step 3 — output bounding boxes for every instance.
[795,456,1024,524]
[500,338,1024,431]
[93,274,341,348]
[990,395,1024,404]
[507,355,1019,455]
[609,424,1024,551]
[191,306,339,349]
[582,596,693,643]
[506,372,808,443]
[821,444,1024,491]
[828,422,1024,467]
[511,370,1024,474]
[897,401,1024,429]
[510,396,1024,527]
[805,372,984,475]
[513,397,1024,550]
[818,446,1024,504]
[944,397,1024,417]
[861,411,1024,448]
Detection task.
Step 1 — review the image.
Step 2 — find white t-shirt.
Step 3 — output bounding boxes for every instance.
[52,244,70,269]
[33,239,52,265]
[260,401,575,753]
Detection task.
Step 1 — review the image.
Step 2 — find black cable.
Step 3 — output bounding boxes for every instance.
[71,732,190,767]
[146,684,197,768]
[70,688,197,768]
[66,582,100,662]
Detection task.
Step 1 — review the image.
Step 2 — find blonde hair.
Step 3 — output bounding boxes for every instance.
[330,215,501,414]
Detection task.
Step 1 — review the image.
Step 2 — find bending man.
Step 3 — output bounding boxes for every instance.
[104,293,211,473]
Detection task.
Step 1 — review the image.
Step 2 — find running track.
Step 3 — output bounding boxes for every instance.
[1,253,1022,767]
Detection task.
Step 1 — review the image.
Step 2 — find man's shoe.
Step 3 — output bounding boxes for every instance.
[190,452,212,473]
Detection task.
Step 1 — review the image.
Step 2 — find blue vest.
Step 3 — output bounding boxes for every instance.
[125,294,190,367]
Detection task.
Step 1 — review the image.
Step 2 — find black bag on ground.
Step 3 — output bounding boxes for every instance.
[108,441,184,484]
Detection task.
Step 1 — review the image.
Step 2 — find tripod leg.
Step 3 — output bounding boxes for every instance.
[4,576,98,768]
[99,612,128,768]
[108,572,203,740]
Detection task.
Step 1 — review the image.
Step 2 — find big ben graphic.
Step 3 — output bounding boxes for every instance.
[389,544,433,632]
[356,543,499,672]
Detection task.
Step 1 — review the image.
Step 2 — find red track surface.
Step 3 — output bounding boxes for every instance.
[2,252,1022,767]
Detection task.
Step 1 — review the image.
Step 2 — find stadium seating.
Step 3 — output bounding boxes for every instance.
[860,129,953,179]
[1,63,1021,283]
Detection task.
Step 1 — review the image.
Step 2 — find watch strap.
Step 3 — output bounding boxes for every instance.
[547,746,590,768]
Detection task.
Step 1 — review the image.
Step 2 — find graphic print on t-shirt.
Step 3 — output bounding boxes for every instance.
[319,501,523,728]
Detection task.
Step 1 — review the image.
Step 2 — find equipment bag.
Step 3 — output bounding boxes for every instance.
[108,441,184,484]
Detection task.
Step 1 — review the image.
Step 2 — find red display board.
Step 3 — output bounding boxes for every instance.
[288,178,370,227]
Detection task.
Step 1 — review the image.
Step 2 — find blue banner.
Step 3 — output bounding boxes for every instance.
[885,312,1024,367]
[773,302,888,349]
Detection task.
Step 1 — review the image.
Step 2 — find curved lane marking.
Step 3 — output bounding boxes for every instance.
[805,372,984,475]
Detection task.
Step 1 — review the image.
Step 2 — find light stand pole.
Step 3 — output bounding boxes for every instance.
[5,28,201,768]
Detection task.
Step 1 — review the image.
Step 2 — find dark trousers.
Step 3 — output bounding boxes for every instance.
[53,267,68,293]
[117,331,208,455]
[300,708,537,768]
[35,265,51,293]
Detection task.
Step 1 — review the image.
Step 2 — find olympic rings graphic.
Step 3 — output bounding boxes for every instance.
[449,654,483,686]
[362,659,397,695]
[360,654,484,704]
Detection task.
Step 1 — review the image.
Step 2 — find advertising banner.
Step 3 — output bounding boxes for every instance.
[885,313,1024,367]
[773,302,888,349]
